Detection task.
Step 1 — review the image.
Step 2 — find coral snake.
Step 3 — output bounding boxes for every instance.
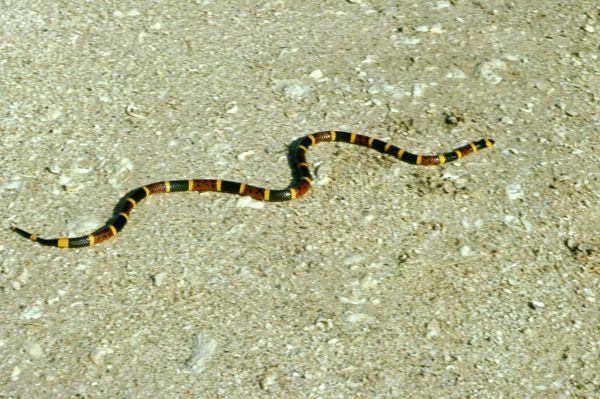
[11,131,494,248]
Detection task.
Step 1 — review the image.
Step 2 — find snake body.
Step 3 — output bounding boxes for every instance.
[11,131,494,248]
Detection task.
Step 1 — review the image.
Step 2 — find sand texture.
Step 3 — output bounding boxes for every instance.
[1,1,599,398]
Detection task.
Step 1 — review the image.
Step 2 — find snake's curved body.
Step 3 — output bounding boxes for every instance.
[12,131,494,248]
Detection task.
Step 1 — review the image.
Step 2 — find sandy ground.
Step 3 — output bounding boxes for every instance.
[1,1,599,398]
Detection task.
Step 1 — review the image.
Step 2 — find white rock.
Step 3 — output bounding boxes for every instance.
[16,267,29,285]
[342,253,367,266]
[67,216,101,237]
[459,245,471,257]
[583,25,595,33]
[360,275,378,290]
[282,83,310,100]
[503,54,520,62]
[339,296,367,305]
[479,59,507,84]
[346,313,369,323]
[25,342,44,358]
[73,167,91,175]
[125,104,145,118]
[21,304,45,320]
[48,108,62,120]
[521,219,533,233]
[411,82,424,97]
[430,24,444,34]
[89,346,113,364]
[382,84,405,98]
[260,370,278,391]
[186,334,217,373]
[426,320,440,338]
[58,175,71,186]
[529,300,545,309]
[445,67,466,79]
[309,69,323,80]
[433,1,451,9]
[237,150,255,161]
[152,272,167,287]
[505,182,524,200]
[236,196,265,209]
[11,366,20,381]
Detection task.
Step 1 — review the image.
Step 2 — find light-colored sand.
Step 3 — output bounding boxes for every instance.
[1,1,598,398]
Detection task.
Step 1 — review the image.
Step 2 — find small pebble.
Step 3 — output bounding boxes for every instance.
[11,366,21,381]
[125,104,145,118]
[433,1,451,9]
[48,108,62,121]
[342,253,367,266]
[25,342,44,358]
[582,288,594,302]
[505,182,524,201]
[67,217,102,237]
[58,175,71,187]
[21,303,45,320]
[382,84,405,98]
[260,370,278,391]
[186,334,217,373]
[426,320,440,338]
[360,275,378,290]
[445,115,458,125]
[399,37,421,45]
[309,69,323,80]
[73,167,91,175]
[445,67,466,79]
[113,158,134,178]
[282,83,310,100]
[152,272,167,287]
[529,300,545,310]
[459,245,471,257]
[479,59,506,84]
[346,313,369,323]
[236,196,265,209]
[237,150,255,161]
[89,346,113,365]
[521,218,533,233]
[339,296,367,305]
[0,180,23,192]
[411,82,424,97]
[430,24,444,34]
[15,267,29,285]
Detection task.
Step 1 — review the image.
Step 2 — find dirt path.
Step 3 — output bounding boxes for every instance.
[1,1,598,397]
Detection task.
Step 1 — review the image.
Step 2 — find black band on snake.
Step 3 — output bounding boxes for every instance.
[11,131,494,248]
